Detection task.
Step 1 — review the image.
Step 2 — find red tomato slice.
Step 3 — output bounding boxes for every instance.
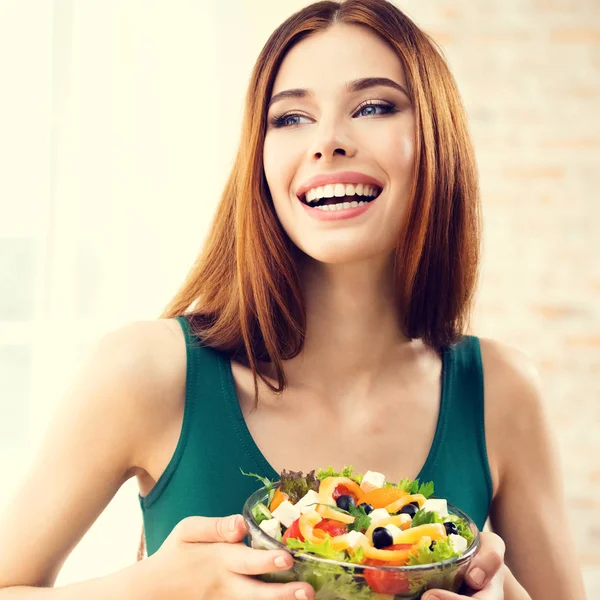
[282,518,304,542]
[314,519,348,537]
[363,558,410,595]
[332,484,358,502]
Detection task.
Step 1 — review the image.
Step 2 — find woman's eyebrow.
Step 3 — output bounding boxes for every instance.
[268,77,409,109]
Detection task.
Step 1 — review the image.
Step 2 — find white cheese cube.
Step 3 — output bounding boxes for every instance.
[449,533,468,553]
[360,470,386,492]
[294,490,320,514]
[345,530,368,550]
[422,498,448,517]
[259,517,282,541]
[271,500,302,528]
[384,524,404,542]
[368,508,391,525]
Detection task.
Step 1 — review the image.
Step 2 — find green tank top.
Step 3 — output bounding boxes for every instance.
[139,315,493,556]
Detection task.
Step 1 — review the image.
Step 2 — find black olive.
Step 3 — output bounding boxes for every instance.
[361,503,374,515]
[372,527,394,549]
[336,494,355,512]
[444,522,458,536]
[410,501,420,509]
[398,503,418,517]
[429,540,436,551]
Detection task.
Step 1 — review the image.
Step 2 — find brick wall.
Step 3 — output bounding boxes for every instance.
[399,0,599,595]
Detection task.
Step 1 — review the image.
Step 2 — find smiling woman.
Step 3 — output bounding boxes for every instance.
[0,1,586,600]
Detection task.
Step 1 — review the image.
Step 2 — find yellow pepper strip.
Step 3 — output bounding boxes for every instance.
[318,477,365,505]
[365,514,412,541]
[316,504,355,524]
[389,523,446,545]
[384,493,427,514]
[362,544,414,562]
[298,510,327,544]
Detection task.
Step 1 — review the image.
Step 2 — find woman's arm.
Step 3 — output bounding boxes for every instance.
[481,339,586,599]
[0,321,183,596]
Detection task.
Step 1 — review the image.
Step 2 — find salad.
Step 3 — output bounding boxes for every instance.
[243,466,476,597]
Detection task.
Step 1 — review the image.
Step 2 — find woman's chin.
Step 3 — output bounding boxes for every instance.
[295,240,387,265]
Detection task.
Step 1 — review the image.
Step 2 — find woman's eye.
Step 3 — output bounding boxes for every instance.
[269,101,398,129]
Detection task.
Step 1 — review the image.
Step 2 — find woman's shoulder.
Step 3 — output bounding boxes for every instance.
[87,318,187,471]
[477,337,551,495]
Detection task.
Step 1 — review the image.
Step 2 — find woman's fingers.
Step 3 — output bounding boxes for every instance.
[421,566,504,599]
[216,542,295,576]
[172,514,248,544]
[464,531,506,590]
[229,572,314,600]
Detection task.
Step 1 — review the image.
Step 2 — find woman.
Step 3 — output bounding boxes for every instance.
[0,1,585,599]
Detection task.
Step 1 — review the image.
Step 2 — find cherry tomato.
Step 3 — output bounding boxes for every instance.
[363,558,410,594]
[282,517,305,542]
[314,519,348,537]
[363,545,413,594]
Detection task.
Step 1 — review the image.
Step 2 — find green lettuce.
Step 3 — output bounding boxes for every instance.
[240,468,278,505]
[316,465,364,484]
[347,503,372,533]
[406,538,460,566]
[385,478,434,498]
[285,534,345,561]
[410,508,445,527]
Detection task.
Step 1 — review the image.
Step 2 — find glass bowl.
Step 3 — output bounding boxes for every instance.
[243,485,480,600]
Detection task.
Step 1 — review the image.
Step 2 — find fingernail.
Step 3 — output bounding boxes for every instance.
[424,595,440,600]
[229,515,240,532]
[274,554,290,568]
[468,567,486,587]
[294,590,308,600]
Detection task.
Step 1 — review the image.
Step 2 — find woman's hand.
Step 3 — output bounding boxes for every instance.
[422,531,507,599]
[138,514,314,600]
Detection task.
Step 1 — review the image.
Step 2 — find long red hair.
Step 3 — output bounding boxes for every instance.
[161,0,481,409]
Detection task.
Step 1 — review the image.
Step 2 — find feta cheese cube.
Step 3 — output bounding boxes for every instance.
[294,490,320,514]
[271,500,301,528]
[448,533,468,553]
[345,530,368,550]
[259,517,282,541]
[384,524,403,542]
[422,498,448,517]
[368,508,391,525]
[360,470,386,492]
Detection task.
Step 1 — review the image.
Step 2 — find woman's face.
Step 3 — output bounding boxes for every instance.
[263,23,415,265]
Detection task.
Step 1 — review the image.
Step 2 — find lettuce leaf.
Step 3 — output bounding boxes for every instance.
[285,534,345,561]
[279,469,319,504]
[347,503,372,533]
[385,478,434,498]
[446,514,475,545]
[240,468,278,505]
[410,508,445,527]
[406,538,460,566]
[316,465,364,484]
[294,560,377,600]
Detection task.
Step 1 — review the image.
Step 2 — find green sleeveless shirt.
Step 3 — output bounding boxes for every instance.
[139,315,493,557]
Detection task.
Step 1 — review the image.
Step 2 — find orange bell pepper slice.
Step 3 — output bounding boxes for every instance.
[269,487,289,512]
[358,487,408,509]
[384,493,426,514]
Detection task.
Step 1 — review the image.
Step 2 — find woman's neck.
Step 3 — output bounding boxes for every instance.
[280,253,416,398]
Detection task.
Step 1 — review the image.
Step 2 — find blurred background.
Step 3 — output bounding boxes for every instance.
[0,0,598,596]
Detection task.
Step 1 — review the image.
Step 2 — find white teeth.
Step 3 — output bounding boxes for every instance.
[314,200,367,211]
[305,183,380,204]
